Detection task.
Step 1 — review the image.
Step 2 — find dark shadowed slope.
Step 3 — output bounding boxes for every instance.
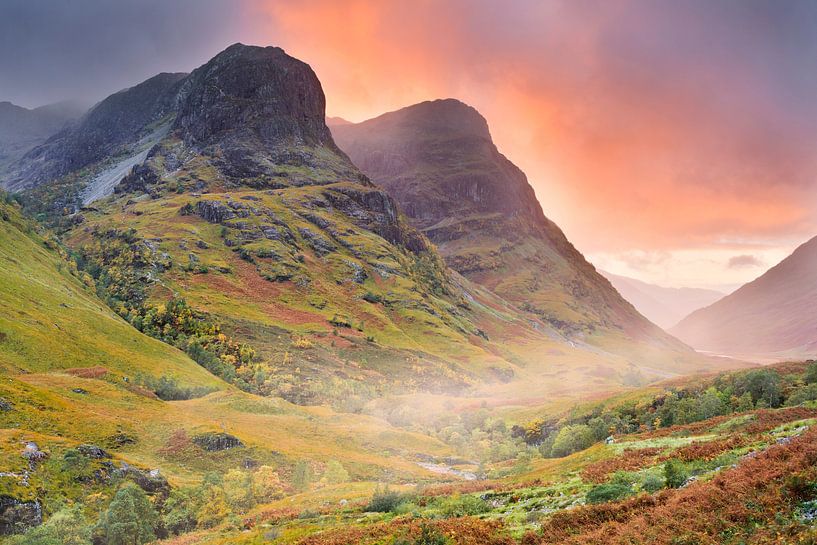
[672,235,817,359]
[601,271,725,330]
[332,99,693,358]
[0,100,85,177]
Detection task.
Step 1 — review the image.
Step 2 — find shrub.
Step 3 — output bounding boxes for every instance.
[366,485,408,513]
[95,483,157,545]
[641,473,665,492]
[437,494,490,517]
[663,459,689,488]
[586,482,632,504]
[549,424,596,457]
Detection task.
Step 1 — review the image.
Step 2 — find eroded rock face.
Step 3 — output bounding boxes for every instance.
[0,496,42,535]
[192,432,244,452]
[176,44,335,151]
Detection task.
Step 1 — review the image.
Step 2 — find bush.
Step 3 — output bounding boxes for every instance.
[366,485,408,513]
[322,460,350,485]
[95,483,157,545]
[549,424,596,457]
[437,494,490,517]
[664,459,689,488]
[586,482,632,504]
[786,383,817,406]
[8,506,90,545]
[641,473,665,492]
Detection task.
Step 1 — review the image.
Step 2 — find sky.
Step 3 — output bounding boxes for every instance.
[2,0,816,290]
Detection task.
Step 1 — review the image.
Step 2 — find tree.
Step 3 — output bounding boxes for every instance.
[162,488,198,535]
[696,387,726,420]
[96,483,157,545]
[734,370,781,408]
[550,424,595,457]
[196,484,230,529]
[254,465,285,501]
[664,459,688,488]
[321,460,350,485]
[292,460,313,493]
[805,362,817,385]
[223,469,254,511]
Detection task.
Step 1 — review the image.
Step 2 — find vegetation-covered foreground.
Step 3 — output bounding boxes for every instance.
[2,199,816,545]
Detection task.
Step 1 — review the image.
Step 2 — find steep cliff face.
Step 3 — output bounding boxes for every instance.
[171,44,360,183]
[332,99,686,347]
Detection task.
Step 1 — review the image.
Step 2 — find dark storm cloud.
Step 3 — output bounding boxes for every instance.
[0,0,250,108]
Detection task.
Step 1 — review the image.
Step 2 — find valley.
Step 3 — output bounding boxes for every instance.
[0,38,813,545]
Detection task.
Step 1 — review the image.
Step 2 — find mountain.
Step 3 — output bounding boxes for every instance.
[672,235,817,359]
[331,99,693,356]
[601,271,725,329]
[0,100,84,177]
[3,45,590,404]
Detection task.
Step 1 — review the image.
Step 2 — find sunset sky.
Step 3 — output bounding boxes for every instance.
[3,0,816,290]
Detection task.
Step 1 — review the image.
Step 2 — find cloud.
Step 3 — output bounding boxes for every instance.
[2,0,816,287]
[727,255,764,269]
[0,0,248,107]
[250,0,817,254]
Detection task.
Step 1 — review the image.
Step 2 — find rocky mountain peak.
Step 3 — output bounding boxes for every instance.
[375,98,492,141]
[175,43,339,152]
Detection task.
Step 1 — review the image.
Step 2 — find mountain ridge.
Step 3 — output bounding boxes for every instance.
[331,99,692,356]
[601,271,725,330]
[672,235,817,359]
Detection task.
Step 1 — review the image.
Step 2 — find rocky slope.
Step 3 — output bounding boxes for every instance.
[3,73,186,192]
[601,271,725,330]
[331,99,691,355]
[672,235,817,359]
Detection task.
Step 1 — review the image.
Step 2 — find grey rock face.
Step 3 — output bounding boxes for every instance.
[0,496,42,535]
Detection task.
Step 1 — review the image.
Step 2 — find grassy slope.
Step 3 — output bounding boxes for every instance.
[0,205,222,386]
[66,178,688,407]
[0,200,469,505]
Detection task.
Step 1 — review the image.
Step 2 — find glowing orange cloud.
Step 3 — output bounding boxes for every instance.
[245,1,817,260]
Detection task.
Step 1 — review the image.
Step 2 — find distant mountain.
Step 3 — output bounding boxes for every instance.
[3,74,186,192]
[332,99,692,357]
[601,271,724,329]
[326,116,352,126]
[0,100,85,177]
[672,236,817,359]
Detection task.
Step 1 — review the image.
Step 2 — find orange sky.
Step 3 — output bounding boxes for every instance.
[242,0,817,289]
